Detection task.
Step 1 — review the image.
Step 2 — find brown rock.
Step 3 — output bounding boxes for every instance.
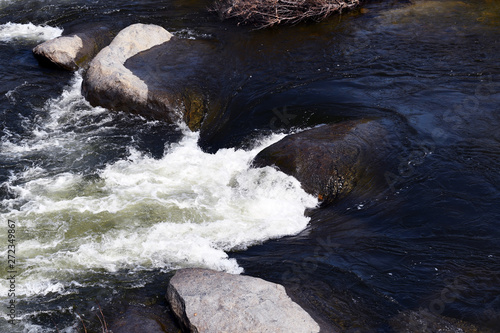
[252,119,391,203]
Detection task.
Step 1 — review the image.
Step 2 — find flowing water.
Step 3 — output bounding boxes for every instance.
[0,0,499,332]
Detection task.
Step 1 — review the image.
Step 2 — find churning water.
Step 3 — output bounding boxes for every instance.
[0,72,317,330]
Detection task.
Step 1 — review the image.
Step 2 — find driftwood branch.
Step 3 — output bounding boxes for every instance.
[212,0,361,28]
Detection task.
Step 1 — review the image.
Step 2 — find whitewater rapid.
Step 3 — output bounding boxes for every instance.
[0,22,62,42]
[0,71,317,301]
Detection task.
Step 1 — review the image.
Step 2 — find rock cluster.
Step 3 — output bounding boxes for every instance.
[34,23,222,131]
[32,23,398,333]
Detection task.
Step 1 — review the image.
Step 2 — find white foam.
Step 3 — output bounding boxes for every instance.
[2,131,317,297]
[0,73,110,177]
[0,74,317,299]
[0,22,63,42]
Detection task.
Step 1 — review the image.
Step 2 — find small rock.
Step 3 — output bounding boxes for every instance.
[33,26,114,71]
[110,304,181,333]
[166,268,320,333]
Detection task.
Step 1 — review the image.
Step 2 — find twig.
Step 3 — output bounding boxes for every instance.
[51,317,61,333]
[95,312,105,333]
[97,303,109,333]
[75,311,88,333]
[212,0,360,29]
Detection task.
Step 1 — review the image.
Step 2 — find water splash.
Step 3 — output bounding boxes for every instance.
[0,73,318,300]
[0,22,63,43]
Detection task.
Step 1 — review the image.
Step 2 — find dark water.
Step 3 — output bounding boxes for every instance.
[1,0,499,332]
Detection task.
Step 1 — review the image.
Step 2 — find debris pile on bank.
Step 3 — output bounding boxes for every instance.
[213,0,360,28]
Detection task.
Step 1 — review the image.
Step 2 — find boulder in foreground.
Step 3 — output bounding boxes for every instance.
[166,268,320,333]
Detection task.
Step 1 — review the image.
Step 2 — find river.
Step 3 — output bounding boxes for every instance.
[0,0,499,332]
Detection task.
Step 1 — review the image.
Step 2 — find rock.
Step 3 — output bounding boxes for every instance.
[83,24,234,131]
[123,37,229,131]
[82,24,176,123]
[252,119,391,203]
[81,23,240,131]
[166,268,320,333]
[33,26,114,71]
[110,304,182,333]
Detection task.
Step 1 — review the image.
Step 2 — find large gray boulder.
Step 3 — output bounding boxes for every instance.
[82,24,176,122]
[33,27,114,71]
[166,268,320,333]
[253,119,392,204]
[81,23,239,131]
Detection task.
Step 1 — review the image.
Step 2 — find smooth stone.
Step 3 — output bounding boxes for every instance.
[252,119,391,204]
[82,24,175,122]
[124,37,227,131]
[109,304,181,333]
[166,268,320,333]
[33,26,114,71]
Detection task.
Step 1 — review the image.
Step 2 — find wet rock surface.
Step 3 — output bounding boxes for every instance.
[81,23,235,131]
[110,303,181,333]
[125,37,233,131]
[252,119,391,204]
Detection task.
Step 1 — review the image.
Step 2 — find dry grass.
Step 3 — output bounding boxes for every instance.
[212,0,361,28]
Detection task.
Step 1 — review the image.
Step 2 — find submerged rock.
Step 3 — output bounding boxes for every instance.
[124,37,229,131]
[110,304,181,333]
[33,26,114,71]
[166,268,320,333]
[252,119,391,204]
[389,308,495,333]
